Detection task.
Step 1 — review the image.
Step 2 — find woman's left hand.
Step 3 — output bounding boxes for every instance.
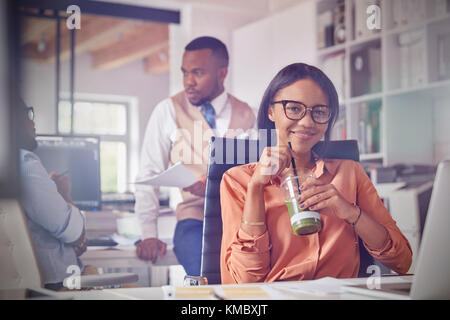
[299,177,359,223]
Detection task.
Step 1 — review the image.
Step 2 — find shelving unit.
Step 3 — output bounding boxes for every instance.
[316,0,450,165]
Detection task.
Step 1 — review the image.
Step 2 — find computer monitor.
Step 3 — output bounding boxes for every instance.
[34,135,101,211]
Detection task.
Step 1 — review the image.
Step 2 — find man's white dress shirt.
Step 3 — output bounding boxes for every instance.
[135,91,246,239]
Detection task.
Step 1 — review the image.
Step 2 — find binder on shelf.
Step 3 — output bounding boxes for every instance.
[392,0,402,28]
[410,39,426,87]
[367,46,382,93]
[404,0,426,26]
[438,33,450,81]
[400,44,410,89]
[322,52,345,102]
[368,100,381,154]
[351,49,369,97]
[395,0,426,27]
[400,0,409,25]
[331,105,347,141]
[398,28,426,88]
[354,0,367,39]
[325,24,334,47]
[357,101,381,155]
[350,44,381,97]
[435,0,450,17]
[333,0,346,45]
[318,10,334,49]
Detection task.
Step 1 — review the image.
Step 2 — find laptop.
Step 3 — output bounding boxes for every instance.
[344,160,450,299]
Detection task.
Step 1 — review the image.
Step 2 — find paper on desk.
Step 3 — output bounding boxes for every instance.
[161,285,274,300]
[133,162,198,188]
[269,277,353,297]
[111,233,140,246]
[161,286,214,300]
[217,286,270,299]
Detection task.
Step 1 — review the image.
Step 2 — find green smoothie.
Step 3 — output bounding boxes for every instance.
[285,200,322,235]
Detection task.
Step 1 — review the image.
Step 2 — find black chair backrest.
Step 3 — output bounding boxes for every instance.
[201,137,376,284]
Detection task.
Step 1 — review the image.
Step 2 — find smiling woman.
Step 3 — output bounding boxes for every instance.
[220,63,412,284]
[257,63,339,146]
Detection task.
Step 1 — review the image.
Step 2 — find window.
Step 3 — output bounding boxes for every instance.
[58,100,130,193]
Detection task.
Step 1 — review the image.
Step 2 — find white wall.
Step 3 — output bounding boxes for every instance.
[21,60,57,134]
[231,0,317,110]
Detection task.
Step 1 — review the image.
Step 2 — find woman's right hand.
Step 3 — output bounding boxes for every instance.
[250,145,292,187]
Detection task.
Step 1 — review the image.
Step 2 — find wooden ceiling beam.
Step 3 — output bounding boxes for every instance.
[48,17,138,63]
[143,45,170,75]
[21,16,138,64]
[91,23,169,70]
[21,17,55,44]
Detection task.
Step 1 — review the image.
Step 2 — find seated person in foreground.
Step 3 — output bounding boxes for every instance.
[18,99,92,290]
[220,63,412,284]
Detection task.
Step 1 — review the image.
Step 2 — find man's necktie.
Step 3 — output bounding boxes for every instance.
[200,102,216,130]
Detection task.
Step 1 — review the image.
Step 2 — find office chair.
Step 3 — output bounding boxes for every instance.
[201,137,387,285]
[0,199,138,292]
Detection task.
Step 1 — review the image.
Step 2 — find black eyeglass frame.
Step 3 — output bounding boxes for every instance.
[271,100,332,124]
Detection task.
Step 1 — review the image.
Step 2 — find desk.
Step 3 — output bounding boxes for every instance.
[84,206,176,239]
[53,275,414,300]
[81,241,178,269]
[82,208,178,269]
[81,208,180,286]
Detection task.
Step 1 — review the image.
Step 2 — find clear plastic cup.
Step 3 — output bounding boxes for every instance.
[280,173,321,236]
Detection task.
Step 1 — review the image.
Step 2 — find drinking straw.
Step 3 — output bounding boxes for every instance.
[287,142,301,195]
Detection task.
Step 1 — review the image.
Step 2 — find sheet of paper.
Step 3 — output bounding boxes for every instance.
[133,162,198,188]
[111,233,140,246]
[269,277,353,297]
[161,286,214,300]
[217,286,270,299]
[161,285,270,300]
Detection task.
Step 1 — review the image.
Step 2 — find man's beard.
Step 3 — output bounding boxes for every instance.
[189,97,209,106]
[188,81,220,106]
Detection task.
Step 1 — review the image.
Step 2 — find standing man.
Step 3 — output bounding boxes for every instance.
[135,36,255,276]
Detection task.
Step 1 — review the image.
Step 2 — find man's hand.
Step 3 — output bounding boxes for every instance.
[73,236,87,257]
[69,228,87,257]
[136,238,167,263]
[183,175,207,197]
[49,171,72,204]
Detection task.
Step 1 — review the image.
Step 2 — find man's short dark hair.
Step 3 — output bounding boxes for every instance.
[185,36,229,68]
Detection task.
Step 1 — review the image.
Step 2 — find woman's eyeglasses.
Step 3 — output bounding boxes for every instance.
[271,100,331,124]
[27,107,35,121]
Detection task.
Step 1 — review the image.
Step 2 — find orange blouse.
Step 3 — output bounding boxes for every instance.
[220,158,412,284]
